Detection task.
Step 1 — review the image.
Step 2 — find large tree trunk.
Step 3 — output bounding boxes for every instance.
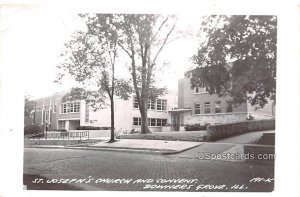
[108,98,116,143]
[139,101,150,134]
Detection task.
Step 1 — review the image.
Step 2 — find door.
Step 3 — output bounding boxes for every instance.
[171,112,180,131]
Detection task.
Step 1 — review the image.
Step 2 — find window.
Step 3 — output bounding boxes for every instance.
[148,99,155,110]
[133,96,139,109]
[227,100,233,113]
[162,119,167,126]
[74,102,80,112]
[61,101,80,114]
[45,110,50,122]
[147,118,167,126]
[215,101,222,113]
[204,102,210,114]
[60,121,66,130]
[61,103,68,114]
[157,119,162,126]
[133,117,141,126]
[53,102,56,113]
[194,87,207,94]
[150,118,156,126]
[69,102,74,113]
[156,99,167,111]
[195,103,201,114]
[85,103,90,123]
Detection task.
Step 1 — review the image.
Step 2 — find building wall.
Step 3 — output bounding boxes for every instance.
[177,77,275,125]
[184,113,249,125]
[178,77,247,114]
[75,93,176,133]
[247,99,275,119]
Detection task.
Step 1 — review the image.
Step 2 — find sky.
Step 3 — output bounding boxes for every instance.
[1,6,205,99]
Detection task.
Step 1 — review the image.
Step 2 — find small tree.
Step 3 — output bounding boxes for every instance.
[85,14,176,134]
[56,27,131,143]
[189,15,276,108]
[24,95,34,117]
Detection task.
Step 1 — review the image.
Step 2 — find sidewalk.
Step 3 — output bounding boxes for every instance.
[25,130,275,156]
[215,130,275,144]
[25,138,202,155]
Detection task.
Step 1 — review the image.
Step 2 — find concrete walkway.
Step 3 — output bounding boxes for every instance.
[90,139,201,153]
[215,130,275,144]
[174,130,275,160]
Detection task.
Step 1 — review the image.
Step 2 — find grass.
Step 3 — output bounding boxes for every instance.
[117,131,207,142]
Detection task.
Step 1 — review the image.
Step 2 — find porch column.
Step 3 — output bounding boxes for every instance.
[65,120,70,131]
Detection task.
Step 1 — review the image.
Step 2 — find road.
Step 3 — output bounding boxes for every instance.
[23,148,274,192]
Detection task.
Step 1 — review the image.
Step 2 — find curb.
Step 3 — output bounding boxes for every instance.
[24,143,202,155]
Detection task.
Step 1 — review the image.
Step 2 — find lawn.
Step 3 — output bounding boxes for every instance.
[117,131,207,142]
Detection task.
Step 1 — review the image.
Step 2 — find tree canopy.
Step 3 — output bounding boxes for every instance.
[189,15,277,108]
[82,14,176,133]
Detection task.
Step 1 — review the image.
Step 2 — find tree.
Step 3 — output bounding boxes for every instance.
[56,27,131,143]
[189,15,276,108]
[84,14,176,134]
[24,95,34,116]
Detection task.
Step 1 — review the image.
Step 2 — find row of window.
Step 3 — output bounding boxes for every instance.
[194,87,208,94]
[133,96,167,111]
[61,102,80,114]
[194,101,233,114]
[133,117,167,126]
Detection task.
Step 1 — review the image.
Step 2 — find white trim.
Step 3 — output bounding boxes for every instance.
[58,118,80,121]
[193,112,248,116]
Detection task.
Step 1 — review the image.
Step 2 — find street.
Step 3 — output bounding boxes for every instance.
[23,148,274,192]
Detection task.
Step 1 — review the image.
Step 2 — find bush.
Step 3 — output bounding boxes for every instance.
[76,126,111,130]
[184,123,209,131]
[24,125,42,135]
[206,119,275,141]
[50,129,67,132]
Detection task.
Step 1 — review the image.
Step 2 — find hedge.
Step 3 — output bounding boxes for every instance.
[76,126,111,130]
[184,124,209,131]
[24,125,42,135]
[206,119,275,141]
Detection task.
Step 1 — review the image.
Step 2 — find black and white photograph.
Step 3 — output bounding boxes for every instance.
[0,1,300,196]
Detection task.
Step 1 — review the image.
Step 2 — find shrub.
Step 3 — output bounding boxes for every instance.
[76,126,111,130]
[50,129,67,132]
[24,125,42,135]
[206,119,275,141]
[184,123,209,131]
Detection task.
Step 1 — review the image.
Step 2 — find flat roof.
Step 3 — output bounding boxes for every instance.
[168,108,191,112]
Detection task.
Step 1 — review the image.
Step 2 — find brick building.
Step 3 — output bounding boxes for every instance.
[27,91,177,133]
[168,76,275,130]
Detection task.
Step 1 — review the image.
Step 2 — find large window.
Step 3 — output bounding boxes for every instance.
[156,99,167,111]
[133,118,167,126]
[148,99,155,110]
[204,102,210,114]
[195,103,201,114]
[134,96,167,111]
[148,118,167,126]
[133,117,142,126]
[215,101,222,113]
[61,101,80,114]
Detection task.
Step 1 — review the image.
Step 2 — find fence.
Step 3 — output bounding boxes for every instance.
[28,131,90,140]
